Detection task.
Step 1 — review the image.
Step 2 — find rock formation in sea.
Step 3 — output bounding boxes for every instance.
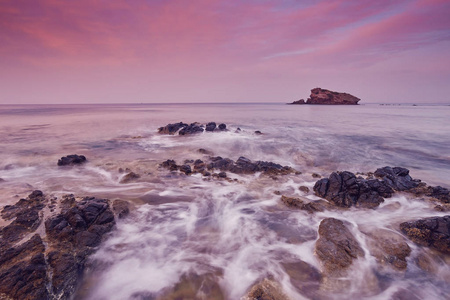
[57,154,87,166]
[290,88,361,105]
[0,190,127,299]
[158,121,229,135]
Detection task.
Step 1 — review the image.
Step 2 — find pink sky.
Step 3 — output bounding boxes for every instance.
[1,0,449,104]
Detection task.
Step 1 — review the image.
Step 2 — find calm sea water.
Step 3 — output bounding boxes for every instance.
[0,103,449,299]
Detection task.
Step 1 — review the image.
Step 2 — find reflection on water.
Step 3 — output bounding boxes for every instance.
[1,103,450,299]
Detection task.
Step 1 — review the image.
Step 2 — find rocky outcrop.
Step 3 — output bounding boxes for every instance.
[243,278,290,300]
[315,218,364,275]
[0,191,122,300]
[400,216,450,254]
[313,171,393,208]
[57,154,87,166]
[306,88,360,105]
[160,156,298,177]
[158,121,228,135]
[373,167,420,191]
[289,99,306,105]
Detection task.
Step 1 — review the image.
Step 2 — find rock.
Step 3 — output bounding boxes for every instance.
[120,172,140,183]
[179,164,192,175]
[57,154,87,166]
[198,148,214,155]
[366,229,411,270]
[313,171,393,208]
[179,122,204,135]
[315,218,364,276]
[289,99,306,105]
[205,122,217,131]
[242,278,290,300]
[374,166,420,191]
[311,173,321,178]
[158,122,188,134]
[306,88,360,105]
[281,195,304,209]
[0,192,116,300]
[218,171,227,178]
[299,186,310,193]
[218,123,226,130]
[160,159,178,171]
[159,272,224,300]
[208,156,296,176]
[0,234,50,300]
[112,200,130,219]
[282,261,321,294]
[254,130,263,135]
[399,216,450,254]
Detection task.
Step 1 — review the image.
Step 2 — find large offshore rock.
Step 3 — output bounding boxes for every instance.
[400,216,450,254]
[306,88,360,105]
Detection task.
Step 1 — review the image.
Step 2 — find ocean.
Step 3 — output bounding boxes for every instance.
[0,103,449,299]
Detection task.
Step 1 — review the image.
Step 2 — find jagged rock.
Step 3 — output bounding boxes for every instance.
[399,216,450,254]
[179,123,204,135]
[208,156,296,176]
[205,122,217,132]
[313,171,393,208]
[243,278,290,300]
[306,88,360,105]
[158,122,188,134]
[120,172,140,183]
[0,234,49,300]
[374,166,420,191]
[366,229,411,270]
[315,218,364,276]
[0,191,117,300]
[57,154,87,166]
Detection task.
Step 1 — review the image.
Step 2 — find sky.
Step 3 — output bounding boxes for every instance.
[1,0,450,104]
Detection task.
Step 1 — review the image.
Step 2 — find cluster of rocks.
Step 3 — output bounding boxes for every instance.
[158,122,227,135]
[57,154,87,166]
[313,166,448,209]
[0,190,129,299]
[160,156,298,178]
[290,88,361,105]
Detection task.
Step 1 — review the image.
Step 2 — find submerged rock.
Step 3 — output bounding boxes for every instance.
[280,195,328,213]
[57,154,87,166]
[120,171,140,183]
[366,229,411,270]
[313,171,393,208]
[399,216,450,254]
[315,218,364,276]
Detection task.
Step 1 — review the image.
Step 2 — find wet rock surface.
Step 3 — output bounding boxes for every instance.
[120,171,140,183]
[400,216,450,254]
[280,195,328,213]
[160,156,297,177]
[0,191,123,300]
[373,166,420,191]
[366,229,411,270]
[313,171,393,208]
[158,121,229,135]
[243,278,290,300]
[315,218,364,276]
[57,154,87,166]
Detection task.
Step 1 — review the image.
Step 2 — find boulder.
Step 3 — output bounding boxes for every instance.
[374,166,420,191]
[205,122,217,132]
[399,216,450,254]
[179,122,204,135]
[306,88,360,105]
[158,122,188,134]
[313,171,393,208]
[242,278,290,300]
[57,154,87,166]
[315,218,364,275]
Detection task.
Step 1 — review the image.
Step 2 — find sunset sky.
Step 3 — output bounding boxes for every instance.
[1,0,449,104]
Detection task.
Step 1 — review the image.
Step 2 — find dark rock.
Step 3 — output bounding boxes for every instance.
[120,172,140,183]
[0,234,49,300]
[281,195,304,209]
[315,218,364,275]
[160,159,178,171]
[313,171,393,208]
[179,122,204,135]
[158,122,188,134]
[306,88,360,105]
[193,159,206,173]
[399,216,450,254]
[311,173,321,178]
[374,166,420,191]
[218,123,226,130]
[179,164,192,175]
[207,156,296,176]
[113,200,130,219]
[205,122,217,132]
[198,148,213,155]
[218,171,227,178]
[254,130,263,135]
[57,154,87,166]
